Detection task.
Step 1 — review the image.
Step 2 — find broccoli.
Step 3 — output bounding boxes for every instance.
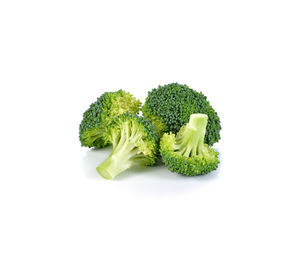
[160,113,219,176]
[96,113,159,179]
[142,83,221,145]
[79,90,141,148]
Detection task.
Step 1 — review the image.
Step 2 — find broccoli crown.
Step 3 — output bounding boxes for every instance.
[160,113,219,176]
[79,90,141,148]
[142,83,221,145]
[96,113,159,179]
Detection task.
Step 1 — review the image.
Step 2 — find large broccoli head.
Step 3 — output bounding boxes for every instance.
[79,90,141,148]
[160,113,219,176]
[96,113,159,179]
[142,83,221,145]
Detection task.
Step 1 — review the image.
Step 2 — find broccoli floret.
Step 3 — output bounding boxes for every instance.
[142,83,221,145]
[96,113,159,179]
[160,113,219,176]
[79,90,141,148]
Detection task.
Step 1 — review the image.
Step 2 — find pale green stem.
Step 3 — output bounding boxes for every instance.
[176,114,208,157]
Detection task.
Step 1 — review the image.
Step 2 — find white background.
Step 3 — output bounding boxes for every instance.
[0,0,300,262]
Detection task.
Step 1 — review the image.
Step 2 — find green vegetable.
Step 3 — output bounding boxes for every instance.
[96,113,159,179]
[160,113,219,176]
[142,83,221,145]
[79,90,141,148]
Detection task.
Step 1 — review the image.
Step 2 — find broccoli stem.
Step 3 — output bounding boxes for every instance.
[176,114,208,157]
[96,127,140,179]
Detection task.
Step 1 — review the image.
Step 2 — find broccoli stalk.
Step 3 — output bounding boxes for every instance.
[96,146,135,180]
[160,113,219,176]
[97,127,141,179]
[175,114,208,157]
[96,113,159,180]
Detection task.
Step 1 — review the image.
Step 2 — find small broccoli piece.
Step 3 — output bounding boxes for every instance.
[160,113,219,176]
[79,90,141,148]
[142,83,221,145]
[96,113,159,179]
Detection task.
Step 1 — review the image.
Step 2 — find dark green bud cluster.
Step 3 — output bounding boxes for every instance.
[142,83,221,146]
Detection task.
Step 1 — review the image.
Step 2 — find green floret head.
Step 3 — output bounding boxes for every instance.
[96,113,159,180]
[79,90,141,148]
[142,83,221,145]
[160,113,219,176]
